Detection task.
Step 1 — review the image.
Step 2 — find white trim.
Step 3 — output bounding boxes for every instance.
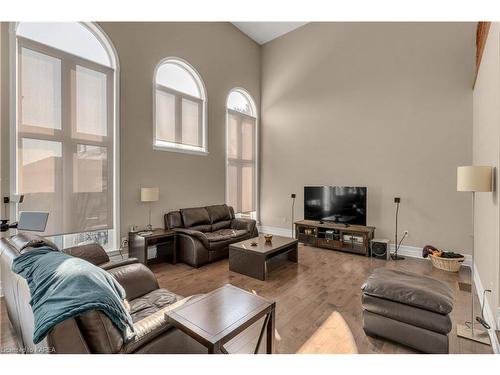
[8,22,17,223]
[153,141,209,156]
[389,244,473,267]
[225,88,259,221]
[497,307,500,330]
[152,56,208,155]
[473,264,500,353]
[88,22,121,252]
[258,225,293,238]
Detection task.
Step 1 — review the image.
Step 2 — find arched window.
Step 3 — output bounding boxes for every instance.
[226,88,257,217]
[14,22,119,251]
[154,58,207,154]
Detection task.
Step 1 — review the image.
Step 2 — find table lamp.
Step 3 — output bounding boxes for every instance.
[456,165,492,345]
[141,187,159,231]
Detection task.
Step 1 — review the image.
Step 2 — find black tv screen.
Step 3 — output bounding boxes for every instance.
[304,186,367,226]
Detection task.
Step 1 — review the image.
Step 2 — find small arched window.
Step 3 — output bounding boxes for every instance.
[227,89,256,117]
[226,88,257,217]
[154,58,207,154]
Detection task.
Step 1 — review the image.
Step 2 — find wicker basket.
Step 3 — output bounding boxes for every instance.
[429,254,465,272]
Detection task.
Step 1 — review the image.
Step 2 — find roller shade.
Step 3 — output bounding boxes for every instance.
[226,109,256,214]
[17,37,114,236]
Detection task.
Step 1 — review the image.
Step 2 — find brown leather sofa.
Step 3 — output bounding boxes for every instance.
[62,243,138,270]
[165,204,258,268]
[0,233,205,354]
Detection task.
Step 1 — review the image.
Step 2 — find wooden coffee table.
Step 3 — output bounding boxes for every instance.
[165,284,275,354]
[229,235,299,280]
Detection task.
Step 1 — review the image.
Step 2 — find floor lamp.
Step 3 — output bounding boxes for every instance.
[456,165,492,345]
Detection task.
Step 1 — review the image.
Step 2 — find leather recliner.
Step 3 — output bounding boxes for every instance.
[0,233,206,354]
[62,242,138,270]
[165,204,258,268]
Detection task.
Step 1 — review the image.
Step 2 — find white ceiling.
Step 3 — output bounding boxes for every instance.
[232,22,308,45]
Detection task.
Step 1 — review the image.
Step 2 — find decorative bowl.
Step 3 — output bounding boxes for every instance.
[264,234,273,243]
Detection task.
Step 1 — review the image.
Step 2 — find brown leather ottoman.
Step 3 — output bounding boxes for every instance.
[361,268,454,353]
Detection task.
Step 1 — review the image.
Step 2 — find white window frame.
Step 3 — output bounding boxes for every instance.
[225,88,259,221]
[9,22,121,252]
[153,57,208,156]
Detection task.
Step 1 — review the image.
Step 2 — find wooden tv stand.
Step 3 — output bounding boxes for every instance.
[294,220,375,256]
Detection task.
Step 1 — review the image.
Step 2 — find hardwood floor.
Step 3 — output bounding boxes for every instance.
[0,244,493,354]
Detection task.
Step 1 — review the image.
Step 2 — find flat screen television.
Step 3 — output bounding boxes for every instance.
[304,186,367,226]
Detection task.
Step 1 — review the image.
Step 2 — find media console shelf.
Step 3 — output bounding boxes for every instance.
[294,220,375,256]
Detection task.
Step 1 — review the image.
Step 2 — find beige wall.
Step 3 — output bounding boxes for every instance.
[97,23,260,239]
[473,22,500,327]
[260,23,475,252]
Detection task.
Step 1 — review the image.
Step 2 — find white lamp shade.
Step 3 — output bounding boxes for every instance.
[141,187,159,202]
[457,166,493,192]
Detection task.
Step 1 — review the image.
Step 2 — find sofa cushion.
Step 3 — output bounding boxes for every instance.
[361,268,454,315]
[129,289,183,323]
[362,294,452,334]
[205,229,248,243]
[206,204,232,223]
[180,207,211,229]
[212,220,231,231]
[189,224,213,233]
[123,294,202,353]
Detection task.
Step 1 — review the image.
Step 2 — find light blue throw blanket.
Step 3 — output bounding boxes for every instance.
[12,246,135,344]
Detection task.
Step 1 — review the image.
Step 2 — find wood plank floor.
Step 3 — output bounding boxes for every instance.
[0,244,493,354]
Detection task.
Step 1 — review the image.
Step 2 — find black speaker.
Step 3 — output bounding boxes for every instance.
[370,239,390,260]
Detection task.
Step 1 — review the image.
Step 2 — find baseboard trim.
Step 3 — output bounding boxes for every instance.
[498,308,500,330]
[259,225,293,237]
[389,244,472,267]
[473,264,500,353]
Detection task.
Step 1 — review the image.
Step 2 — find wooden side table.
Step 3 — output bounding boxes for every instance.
[128,228,177,266]
[166,284,276,354]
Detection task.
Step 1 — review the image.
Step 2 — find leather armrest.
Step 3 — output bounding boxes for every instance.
[173,228,209,248]
[99,257,139,270]
[230,218,256,233]
[107,263,159,300]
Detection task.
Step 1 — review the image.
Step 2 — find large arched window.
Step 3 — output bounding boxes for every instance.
[13,22,119,251]
[226,88,257,217]
[154,58,207,154]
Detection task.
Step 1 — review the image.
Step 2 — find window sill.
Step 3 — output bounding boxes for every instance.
[153,142,209,156]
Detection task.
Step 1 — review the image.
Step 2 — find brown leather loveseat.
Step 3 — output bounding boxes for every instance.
[165,204,258,268]
[0,233,205,354]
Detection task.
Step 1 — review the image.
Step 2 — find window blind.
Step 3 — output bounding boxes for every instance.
[17,37,114,236]
[226,109,256,214]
